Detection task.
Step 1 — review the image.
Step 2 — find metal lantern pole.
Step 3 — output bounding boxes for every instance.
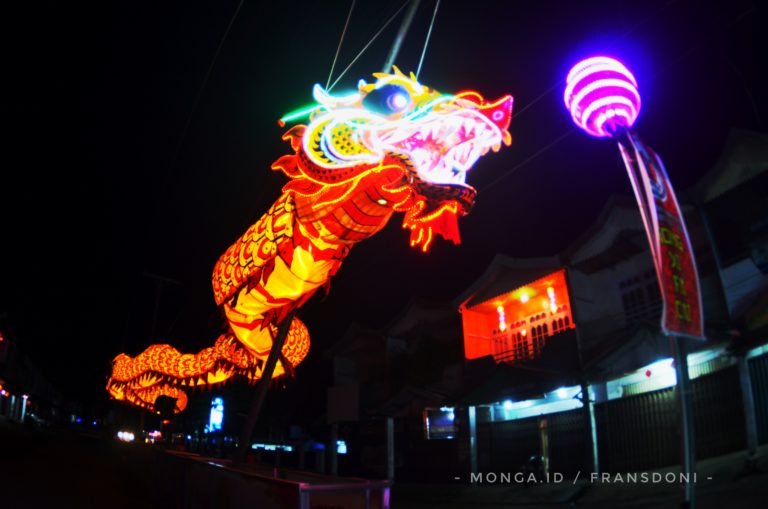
[564,56,706,509]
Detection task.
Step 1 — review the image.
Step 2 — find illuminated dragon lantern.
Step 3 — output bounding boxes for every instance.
[107,68,513,414]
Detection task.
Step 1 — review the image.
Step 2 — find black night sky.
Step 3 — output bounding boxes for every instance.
[1,0,765,417]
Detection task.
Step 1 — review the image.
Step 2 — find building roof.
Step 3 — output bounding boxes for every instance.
[453,254,562,311]
[560,195,645,268]
[384,297,458,338]
[690,128,768,204]
[452,195,654,311]
[322,322,385,359]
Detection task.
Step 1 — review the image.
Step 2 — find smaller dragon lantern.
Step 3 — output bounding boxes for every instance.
[107,68,513,414]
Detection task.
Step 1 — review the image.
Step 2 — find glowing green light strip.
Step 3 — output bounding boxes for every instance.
[280,104,321,123]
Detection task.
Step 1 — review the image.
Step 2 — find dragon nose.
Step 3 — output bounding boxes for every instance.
[479,95,514,132]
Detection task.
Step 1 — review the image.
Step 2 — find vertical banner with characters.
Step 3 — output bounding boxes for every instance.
[618,131,705,340]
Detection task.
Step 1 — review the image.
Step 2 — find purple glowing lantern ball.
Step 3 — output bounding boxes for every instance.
[564,56,641,138]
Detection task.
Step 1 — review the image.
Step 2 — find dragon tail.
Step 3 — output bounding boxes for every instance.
[106,317,309,414]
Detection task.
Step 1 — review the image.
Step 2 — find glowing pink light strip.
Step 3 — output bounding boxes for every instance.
[565,57,637,88]
[564,65,638,108]
[577,96,637,131]
[569,78,640,114]
[568,80,640,136]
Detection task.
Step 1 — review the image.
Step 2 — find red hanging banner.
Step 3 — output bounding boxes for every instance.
[618,131,705,340]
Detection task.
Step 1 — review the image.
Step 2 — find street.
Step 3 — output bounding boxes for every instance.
[0,420,156,508]
[2,419,767,508]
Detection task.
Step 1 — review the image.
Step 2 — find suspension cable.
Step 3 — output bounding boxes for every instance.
[416,0,440,79]
[326,0,357,89]
[328,0,411,91]
[170,0,245,173]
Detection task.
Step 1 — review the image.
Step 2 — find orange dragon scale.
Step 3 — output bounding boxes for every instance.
[107,68,513,414]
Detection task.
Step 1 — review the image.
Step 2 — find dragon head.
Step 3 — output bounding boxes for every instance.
[275,67,513,250]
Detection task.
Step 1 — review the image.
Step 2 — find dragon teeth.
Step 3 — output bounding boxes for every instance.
[456,143,472,166]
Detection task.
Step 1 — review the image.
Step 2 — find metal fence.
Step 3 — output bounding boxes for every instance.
[594,365,747,472]
[385,354,767,481]
[547,408,588,477]
[478,416,540,472]
[692,365,747,458]
[473,364,753,476]
[595,387,678,472]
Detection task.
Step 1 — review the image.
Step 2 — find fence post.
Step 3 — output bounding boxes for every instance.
[579,382,599,475]
[737,355,759,456]
[386,417,395,482]
[587,385,600,475]
[468,406,478,476]
[329,422,338,476]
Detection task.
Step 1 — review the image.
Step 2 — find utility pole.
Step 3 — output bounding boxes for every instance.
[141,273,181,434]
[144,272,181,341]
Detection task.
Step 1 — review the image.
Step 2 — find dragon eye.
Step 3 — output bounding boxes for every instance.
[362,84,411,115]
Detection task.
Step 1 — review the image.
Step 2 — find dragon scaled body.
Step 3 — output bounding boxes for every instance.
[107,68,513,414]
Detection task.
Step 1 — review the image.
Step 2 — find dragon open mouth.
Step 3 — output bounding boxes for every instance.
[387,109,504,187]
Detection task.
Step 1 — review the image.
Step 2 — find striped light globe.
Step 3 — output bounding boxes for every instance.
[564,56,641,138]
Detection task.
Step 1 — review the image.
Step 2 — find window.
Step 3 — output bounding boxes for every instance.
[619,271,661,325]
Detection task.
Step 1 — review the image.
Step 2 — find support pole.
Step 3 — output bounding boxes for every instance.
[235,309,297,464]
[737,355,759,457]
[566,266,599,476]
[587,386,600,474]
[468,406,478,476]
[581,382,599,474]
[671,336,696,509]
[381,0,421,73]
[386,417,395,482]
[330,422,339,476]
[144,272,181,340]
[299,442,306,470]
[539,416,550,476]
